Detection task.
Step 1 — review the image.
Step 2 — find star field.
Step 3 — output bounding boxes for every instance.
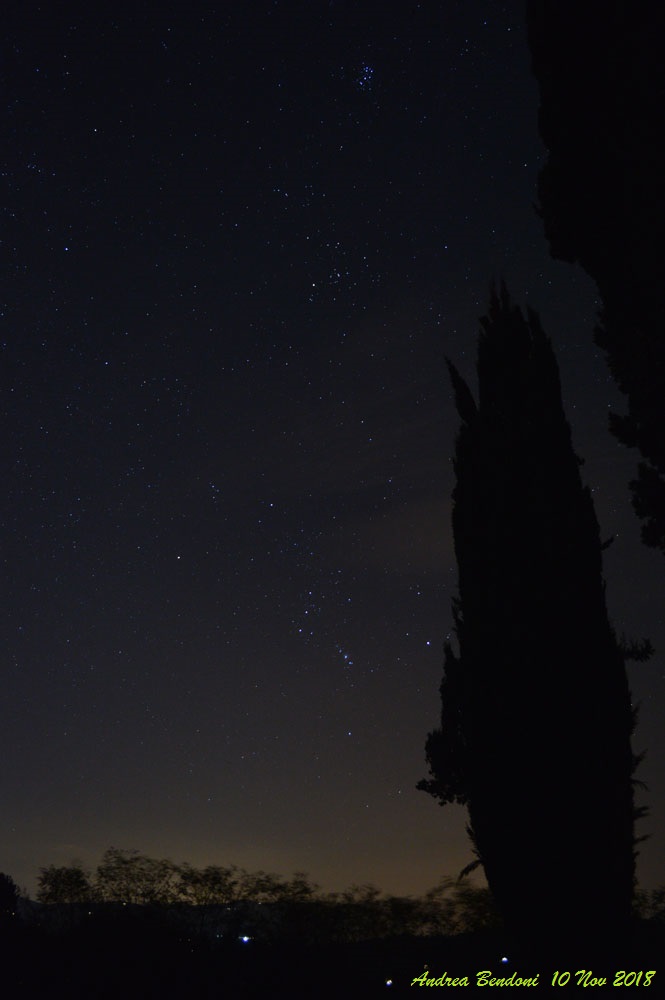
[1,1,663,899]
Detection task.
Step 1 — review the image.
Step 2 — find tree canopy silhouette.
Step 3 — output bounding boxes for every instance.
[37,864,92,905]
[419,287,640,960]
[0,873,19,925]
[526,1,665,552]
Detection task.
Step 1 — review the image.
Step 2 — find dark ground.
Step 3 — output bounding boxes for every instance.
[4,917,663,997]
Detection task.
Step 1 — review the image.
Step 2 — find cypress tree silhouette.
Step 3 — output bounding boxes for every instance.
[526,1,665,553]
[419,287,639,960]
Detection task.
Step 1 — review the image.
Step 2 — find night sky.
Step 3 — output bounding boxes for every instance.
[2,1,663,900]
